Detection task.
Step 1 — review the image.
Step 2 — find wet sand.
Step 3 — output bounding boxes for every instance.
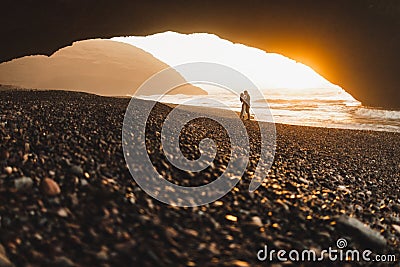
[0,90,399,266]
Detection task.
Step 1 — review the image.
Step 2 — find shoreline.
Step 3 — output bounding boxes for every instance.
[140,94,400,133]
[163,102,400,134]
[2,86,400,133]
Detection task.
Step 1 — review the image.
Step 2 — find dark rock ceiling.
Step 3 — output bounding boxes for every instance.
[1,0,399,108]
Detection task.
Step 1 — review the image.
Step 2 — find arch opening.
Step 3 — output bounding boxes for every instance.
[1,31,399,132]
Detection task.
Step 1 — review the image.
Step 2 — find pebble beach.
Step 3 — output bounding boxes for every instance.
[0,90,399,266]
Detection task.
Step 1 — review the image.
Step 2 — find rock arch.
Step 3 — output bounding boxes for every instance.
[1,0,399,108]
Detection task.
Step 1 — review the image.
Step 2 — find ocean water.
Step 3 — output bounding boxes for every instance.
[137,88,400,133]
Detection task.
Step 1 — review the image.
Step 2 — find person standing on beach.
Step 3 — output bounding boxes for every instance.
[240,90,251,120]
[240,92,245,119]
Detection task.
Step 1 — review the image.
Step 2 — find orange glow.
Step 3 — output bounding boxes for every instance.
[112,32,345,93]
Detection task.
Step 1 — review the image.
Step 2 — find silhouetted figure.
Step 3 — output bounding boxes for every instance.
[240,92,245,119]
[240,90,251,120]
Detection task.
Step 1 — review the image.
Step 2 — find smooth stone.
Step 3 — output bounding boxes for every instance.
[40,178,61,196]
[0,150,9,161]
[24,143,30,152]
[69,165,83,176]
[57,208,68,218]
[251,216,263,227]
[392,204,400,212]
[0,255,13,267]
[80,179,88,187]
[0,244,13,267]
[4,167,12,175]
[357,192,365,198]
[53,256,75,267]
[13,177,33,191]
[392,224,400,234]
[96,251,108,261]
[337,185,351,193]
[389,215,400,224]
[229,260,250,267]
[114,241,137,255]
[337,216,387,248]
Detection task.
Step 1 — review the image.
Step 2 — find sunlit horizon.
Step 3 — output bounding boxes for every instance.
[112,31,356,102]
[109,32,400,132]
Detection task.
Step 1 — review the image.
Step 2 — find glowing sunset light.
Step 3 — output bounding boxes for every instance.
[112,31,354,101]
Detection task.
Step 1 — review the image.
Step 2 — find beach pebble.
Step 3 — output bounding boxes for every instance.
[337,216,387,248]
[0,245,6,257]
[0,244,13,267]
[40,178,61,196]
[392,204,400,212]
[96,248,109,261]
[357,192,365,199]
[53,256,75,267]
[3,167,12,175]
[229,260,250,267]
[251,216,263,227]
[0,150,10,161]
[114,241,137,255]
[80,179,88,187]
[392,224,400,235]
[13,177,33,191]
[57,208,69,218]
[0,255,14,267]
[24,143,30,152]
[225,215,238,222]
[69,165,83,176]
[337,185,350,193]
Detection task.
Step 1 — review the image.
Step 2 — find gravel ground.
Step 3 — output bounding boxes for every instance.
[0,90,399,266]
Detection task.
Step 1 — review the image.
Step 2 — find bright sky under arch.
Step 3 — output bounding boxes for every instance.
[111,31,356,101]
